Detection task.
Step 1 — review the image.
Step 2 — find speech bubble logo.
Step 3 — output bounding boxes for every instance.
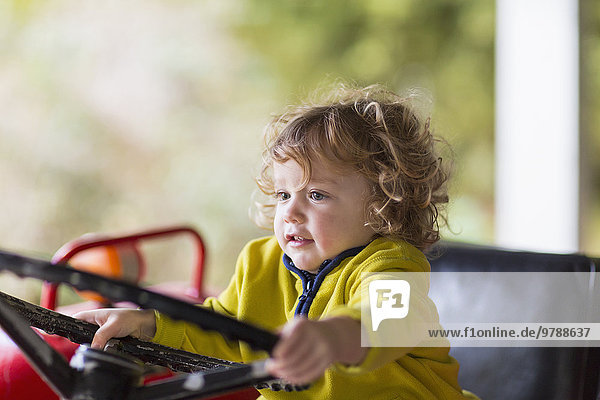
[369,280,411,331]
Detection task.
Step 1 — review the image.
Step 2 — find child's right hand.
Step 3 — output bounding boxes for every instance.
[74,308,157,350]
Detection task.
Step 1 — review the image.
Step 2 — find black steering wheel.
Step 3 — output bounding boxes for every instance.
[0,249,307,400]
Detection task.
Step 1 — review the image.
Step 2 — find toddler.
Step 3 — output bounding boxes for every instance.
[77,84,477,399]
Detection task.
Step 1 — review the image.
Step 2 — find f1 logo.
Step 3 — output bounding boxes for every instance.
[369,280,411,331]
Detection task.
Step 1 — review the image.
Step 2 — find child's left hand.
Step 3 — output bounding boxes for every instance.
[266,316,367,384]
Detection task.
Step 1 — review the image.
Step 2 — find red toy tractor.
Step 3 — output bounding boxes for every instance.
[0,226,270,400]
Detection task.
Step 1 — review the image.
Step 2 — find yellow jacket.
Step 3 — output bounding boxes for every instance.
[152,236,471,399]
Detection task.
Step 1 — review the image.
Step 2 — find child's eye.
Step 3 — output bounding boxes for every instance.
[309,191,326,201]
[276,191,290,201]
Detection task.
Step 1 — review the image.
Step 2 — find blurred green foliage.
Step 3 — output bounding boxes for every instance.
[0,0,598,303]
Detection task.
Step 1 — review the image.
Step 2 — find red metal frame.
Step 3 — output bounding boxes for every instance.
[41,226,206,310]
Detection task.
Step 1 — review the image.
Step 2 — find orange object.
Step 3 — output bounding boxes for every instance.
[68,244,141,303]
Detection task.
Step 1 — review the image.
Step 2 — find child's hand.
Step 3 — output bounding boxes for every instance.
[266,316,367,385]
[74,308,156,350]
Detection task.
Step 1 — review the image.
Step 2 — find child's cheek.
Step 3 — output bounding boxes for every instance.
[314,215,341,248]
[273,214,286,246]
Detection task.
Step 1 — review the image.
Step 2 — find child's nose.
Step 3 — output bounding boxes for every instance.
[283,197,305,224]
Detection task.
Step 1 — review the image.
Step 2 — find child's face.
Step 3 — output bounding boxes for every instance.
[273,158,375,273]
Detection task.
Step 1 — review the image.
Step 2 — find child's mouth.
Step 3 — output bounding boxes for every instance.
[286,234,314,247]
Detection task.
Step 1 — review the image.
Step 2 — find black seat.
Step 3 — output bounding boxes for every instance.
[427,242,600,400]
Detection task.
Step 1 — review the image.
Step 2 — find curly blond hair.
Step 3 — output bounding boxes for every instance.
[254,84,450,251]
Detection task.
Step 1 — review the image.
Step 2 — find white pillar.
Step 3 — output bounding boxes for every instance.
[495,0,579,253]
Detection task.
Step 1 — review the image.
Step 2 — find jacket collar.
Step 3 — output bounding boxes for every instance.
[282,245,367,316]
